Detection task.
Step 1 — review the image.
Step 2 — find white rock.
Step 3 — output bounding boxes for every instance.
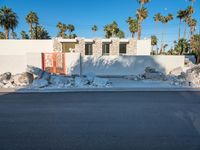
[93,77,110,87]
[0,82,4,88]
[75,77,89,87]
[13,72,34,86]
[170,67,183,76]
[26,65,44,78]
[31,79,49,88]
[0,72,11,82]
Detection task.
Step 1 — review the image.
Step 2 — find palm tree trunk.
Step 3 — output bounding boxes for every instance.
[178,19,181,40]
[35,23,38,39]
[4,28,9,39]
[138,23,141,40]
[184,22,187,39]
[160,25,164,54]
[30,23,33,39]
[132,33,135,39]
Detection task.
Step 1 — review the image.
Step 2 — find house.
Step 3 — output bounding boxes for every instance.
[53,38,151,56]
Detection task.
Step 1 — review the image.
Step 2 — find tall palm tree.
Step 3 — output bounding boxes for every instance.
[0,6,18,39]
[183,6,194,38]
[26,11,39,39]
[177,10,186,40]
[136,7,148,40]
[56,22,67,38]
[153,13,162,36]
[188,18,197,51]
[92,25,98,37]
[160,14,174,54]
[92,25,98,33]
[68,24,75,38]
[126,17,138,39]
[151,35,158,54]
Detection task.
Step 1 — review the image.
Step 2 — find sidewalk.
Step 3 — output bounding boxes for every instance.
[1,78,200,93]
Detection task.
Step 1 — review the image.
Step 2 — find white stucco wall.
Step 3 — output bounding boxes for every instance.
[0,53,184,76]
[0,40,53,55]
[68,55,185,76]
[0,55,27,74]
[136,39,151,55]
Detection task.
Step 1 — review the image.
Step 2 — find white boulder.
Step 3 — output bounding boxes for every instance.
[13,72,34,86]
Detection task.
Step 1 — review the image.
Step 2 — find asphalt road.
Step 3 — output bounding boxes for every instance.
[0,91,200,150]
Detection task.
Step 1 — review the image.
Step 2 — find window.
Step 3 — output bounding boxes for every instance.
[85,43,93,55]
[62,42,76,52]
[102,43,110,56]
[119,43,127,54]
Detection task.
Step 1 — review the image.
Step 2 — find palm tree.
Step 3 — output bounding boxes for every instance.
[0,31,5,39]
[104,21,119,38]
[160,14,174,54]
[92,25,98,37]
[188,18,197,51]
[153,13,162,36]
[21,30,29,39]
[126,17,138,39]
[32,25,50,39]
[177,10,186,40]
[56,22,67,38]
[68,24,75,38]
[117,30,125,39]
[151,35,158,54]
[110,21,118,37]
[136,7,148,40]
[26,11,39,39]
[104,21,124,38]
[92,25,98,33]
[137,0,151,8]
[0,6,18,39]
[183,6,194,38]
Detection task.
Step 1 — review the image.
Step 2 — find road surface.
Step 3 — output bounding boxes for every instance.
[0,91,200,150]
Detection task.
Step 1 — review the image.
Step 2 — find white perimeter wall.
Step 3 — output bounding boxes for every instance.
[0,39,184,76]
[136,39,151,55]
[68,55,185,76]
[0,40,53,74]
[0,40,53,55]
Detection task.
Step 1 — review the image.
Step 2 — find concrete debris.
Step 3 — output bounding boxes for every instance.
[31,79,49,88]
[1,63,200,89]
[169,67,183,76]
[0,72,11,82]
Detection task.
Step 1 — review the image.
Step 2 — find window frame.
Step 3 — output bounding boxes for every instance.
[85,43,93,55]
[102,43,110,56]
[119,43,127,55]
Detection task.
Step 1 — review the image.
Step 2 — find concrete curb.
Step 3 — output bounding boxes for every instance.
[1,87,200,93]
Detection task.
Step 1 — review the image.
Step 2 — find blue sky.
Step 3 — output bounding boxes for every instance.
[0,0,199,47]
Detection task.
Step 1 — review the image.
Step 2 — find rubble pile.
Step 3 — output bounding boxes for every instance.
[125,63,200,88]
[0,66,111,89]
